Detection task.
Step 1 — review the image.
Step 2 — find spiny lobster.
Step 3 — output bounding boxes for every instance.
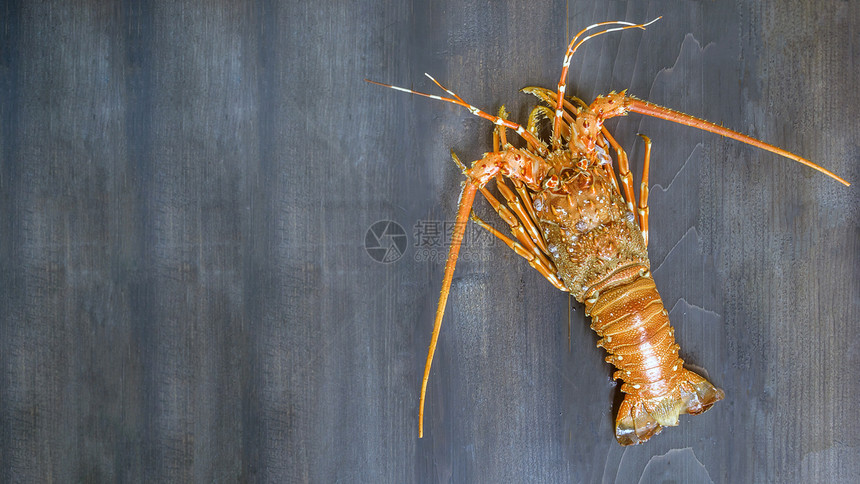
[368,18,849,445]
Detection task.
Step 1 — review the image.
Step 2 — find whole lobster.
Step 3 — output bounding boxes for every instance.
[368,19,849,445]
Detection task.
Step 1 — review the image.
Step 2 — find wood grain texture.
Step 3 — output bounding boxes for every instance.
[0,0,857,482]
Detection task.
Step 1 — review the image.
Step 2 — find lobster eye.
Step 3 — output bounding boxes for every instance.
[542,174,560,190]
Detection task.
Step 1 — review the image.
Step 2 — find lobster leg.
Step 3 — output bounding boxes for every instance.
[511,180,544,241]
[475,179,553,266]
[596,137,624,199]
[637,135,652,247]
[473,180,550,259]
[601,127,637,214]
[469,212,567,291]
[495,175,551,255]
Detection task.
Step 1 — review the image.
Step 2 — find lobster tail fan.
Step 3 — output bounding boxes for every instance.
[614,368,724,446]
[615,398,663,446]
[679,369,724,415]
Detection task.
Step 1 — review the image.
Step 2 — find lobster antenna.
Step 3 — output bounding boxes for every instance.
[626,99,850,186]
[364,77,549,153]
[419,182,478,438]
[552,18,662,147]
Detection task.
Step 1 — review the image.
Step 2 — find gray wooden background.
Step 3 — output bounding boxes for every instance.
[1,0,858,482]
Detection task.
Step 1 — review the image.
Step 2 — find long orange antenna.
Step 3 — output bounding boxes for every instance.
[419,182,478,437]
[626,99,850,186]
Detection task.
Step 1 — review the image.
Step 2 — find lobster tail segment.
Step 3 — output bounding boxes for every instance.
[583,264,724,445]
[615,368,724,446]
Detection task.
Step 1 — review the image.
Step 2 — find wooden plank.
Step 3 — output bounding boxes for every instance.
[0,0,857,482]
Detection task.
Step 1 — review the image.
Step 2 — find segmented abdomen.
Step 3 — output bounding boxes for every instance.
[584,264,682,399]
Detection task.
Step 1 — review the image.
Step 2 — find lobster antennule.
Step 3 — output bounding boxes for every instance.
[419,182,478,438]
[553,17,662,148]
[364,77,548,153]
[626,98,851,186]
